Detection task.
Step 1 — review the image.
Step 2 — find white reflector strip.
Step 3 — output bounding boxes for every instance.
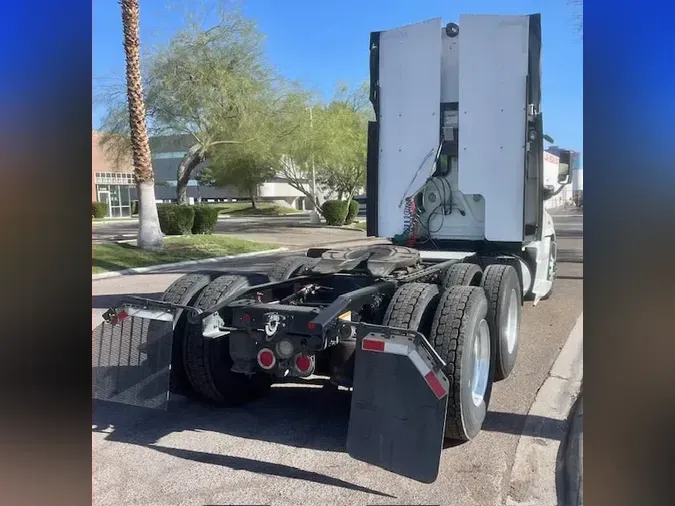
[360,331,449,400]
[383,342,410,356]
[408,349,431,376]
[409,349,447,400]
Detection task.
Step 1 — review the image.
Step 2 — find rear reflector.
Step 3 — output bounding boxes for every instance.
[362,338,385,352]
[257,348,276,370]
[424,371,448,399]
[116,310,129,322]
[361,336,449,400]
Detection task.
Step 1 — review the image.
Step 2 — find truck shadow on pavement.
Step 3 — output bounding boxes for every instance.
[92,383,395,498]
[93,383,352,452]
[93,379,569,496]
[483,410,568,441]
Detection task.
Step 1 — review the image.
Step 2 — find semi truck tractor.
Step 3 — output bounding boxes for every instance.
[93,13,573,484]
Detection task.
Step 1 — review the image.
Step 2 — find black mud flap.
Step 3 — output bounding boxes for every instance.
[92,310,175,410]
[346,324,450,483]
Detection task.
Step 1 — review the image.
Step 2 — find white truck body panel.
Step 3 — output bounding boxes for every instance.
[440,29,459,103]
[370,14,556,300]
[376,18,442,239]
[457,14,530,242]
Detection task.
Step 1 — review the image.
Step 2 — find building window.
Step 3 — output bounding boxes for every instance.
[95,172,134,186]
[95,184,133,218]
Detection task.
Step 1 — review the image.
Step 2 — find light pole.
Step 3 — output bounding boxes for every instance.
[308,106,320,223]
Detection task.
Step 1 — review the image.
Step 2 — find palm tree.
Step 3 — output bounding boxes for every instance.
[120,0,163,250]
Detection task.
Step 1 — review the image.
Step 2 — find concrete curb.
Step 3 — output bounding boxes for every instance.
[561,391,583,506]
[92,248,289,280]
[506,312,583,506]
[217,213,306,218]
[296,223,367,232]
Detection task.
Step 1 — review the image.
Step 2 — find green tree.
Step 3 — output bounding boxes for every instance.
[312,83,371,224]
[99,2,286,204]
[208,143,276,208]
[269,92,326,213]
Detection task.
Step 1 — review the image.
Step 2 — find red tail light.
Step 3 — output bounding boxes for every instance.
[257,348,276,370]
[294,354,314,375]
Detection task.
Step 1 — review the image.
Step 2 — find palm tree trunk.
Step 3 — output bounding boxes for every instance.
[121,0,163,250]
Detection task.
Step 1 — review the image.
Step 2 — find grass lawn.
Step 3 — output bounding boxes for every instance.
[211,202,302,216]
[93,235,278,274]
[351,221,366,230]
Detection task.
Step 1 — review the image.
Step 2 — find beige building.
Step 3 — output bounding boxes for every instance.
[92,131,136,217]
[92,132,330,215]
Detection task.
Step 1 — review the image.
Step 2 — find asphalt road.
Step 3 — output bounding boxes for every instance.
[92,207,583,506]
[92,214,366,248]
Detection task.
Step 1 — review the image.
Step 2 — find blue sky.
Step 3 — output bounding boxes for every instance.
[93,0,582,159]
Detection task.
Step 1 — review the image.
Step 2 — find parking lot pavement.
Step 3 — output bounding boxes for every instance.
[92,211,583,506]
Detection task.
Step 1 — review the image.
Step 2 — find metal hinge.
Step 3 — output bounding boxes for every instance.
[527,104,539,121]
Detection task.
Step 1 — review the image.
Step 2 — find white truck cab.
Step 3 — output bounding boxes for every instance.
[365,14,573,303]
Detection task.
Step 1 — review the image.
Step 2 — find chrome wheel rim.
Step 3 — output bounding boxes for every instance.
[505,289,520,354]
[471,318,491,407]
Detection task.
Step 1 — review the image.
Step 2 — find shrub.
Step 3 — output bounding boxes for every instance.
[157,204,195,235]
[321,199,349,226]
[131,200,138,215]
[345,199,360,224]
[92,202,108,218]
[192,205,220,234]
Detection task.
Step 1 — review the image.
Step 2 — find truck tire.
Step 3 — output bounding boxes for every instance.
[428,286,494,442]
[481,264,521,381]
[183,274,272,406]
[160,272,222,396]
[441,263,483,289]
[268,256,319,281]
[382,282,441,335]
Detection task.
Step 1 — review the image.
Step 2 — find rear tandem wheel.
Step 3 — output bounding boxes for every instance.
[145,272,220,396]
[441,262,483,289]
[481,264,522,381]
[429,286,495,441]
[183,274,273,406]
[380,283,495,443]
[267,256,320,281]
